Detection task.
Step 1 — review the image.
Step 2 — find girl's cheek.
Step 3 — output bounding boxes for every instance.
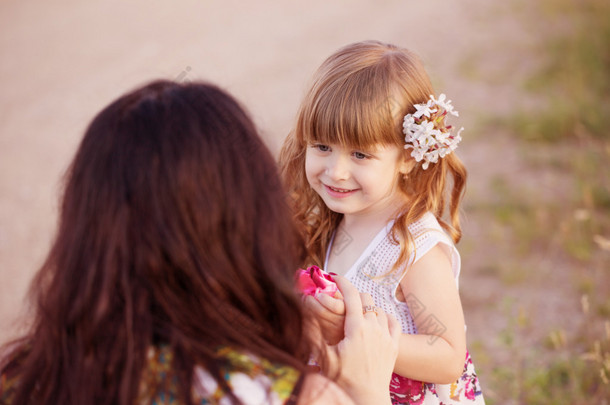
[304,156,318,186]
[304,170,316,190]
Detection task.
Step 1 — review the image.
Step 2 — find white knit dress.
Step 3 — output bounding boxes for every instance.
[325,212,485,405]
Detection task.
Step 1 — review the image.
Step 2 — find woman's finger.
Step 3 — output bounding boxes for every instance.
[333,276,363,335]
[359,292,373,306]
[360,292,378,319]
[331,277,399,404]
[315,292,346,315]
[373,302,388,327]
[303,294,327,315]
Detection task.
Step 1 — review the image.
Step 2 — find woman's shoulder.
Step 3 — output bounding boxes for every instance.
[195,347,302,402]
[0,367,19,404]
[0,342,30,404]
[141,345,305,404]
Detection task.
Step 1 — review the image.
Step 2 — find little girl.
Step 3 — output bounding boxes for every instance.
[280,41,485,404]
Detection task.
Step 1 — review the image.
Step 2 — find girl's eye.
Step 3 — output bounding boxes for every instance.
[353,151,369,160]
[313,144,330,152]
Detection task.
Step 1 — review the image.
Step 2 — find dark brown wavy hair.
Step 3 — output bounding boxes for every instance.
[0,80,311,404]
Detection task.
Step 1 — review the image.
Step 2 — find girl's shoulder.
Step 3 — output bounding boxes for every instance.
[405,212,454,249]
[377,212,450,258]
[406,212,445,237]
[404,212,460,281]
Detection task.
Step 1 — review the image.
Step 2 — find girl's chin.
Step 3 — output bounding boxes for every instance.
[320,199,353,216]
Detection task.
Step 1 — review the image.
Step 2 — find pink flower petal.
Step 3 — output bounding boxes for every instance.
[295,266,338,297]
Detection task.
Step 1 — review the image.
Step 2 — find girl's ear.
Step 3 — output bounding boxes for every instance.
[398,149,417,176]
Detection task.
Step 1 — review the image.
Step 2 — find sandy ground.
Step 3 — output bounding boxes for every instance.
[0,0,542,392]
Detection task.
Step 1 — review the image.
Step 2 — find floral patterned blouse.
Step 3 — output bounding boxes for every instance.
[0,346,303,405]
[138,346,303,405]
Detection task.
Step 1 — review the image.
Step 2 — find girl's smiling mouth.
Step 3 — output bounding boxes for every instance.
[324,184,357,197]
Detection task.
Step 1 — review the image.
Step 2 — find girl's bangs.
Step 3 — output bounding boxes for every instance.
[303,89,401,151]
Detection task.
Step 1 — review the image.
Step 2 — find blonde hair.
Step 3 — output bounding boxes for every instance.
[279,40,467,275]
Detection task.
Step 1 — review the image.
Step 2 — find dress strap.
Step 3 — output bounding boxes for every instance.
[324,230,336,269]
[286,372,305,405]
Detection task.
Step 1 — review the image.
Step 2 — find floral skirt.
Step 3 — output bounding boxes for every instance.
[389,350,484,404]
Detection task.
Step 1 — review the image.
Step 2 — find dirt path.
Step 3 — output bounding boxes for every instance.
[1,0,545,396]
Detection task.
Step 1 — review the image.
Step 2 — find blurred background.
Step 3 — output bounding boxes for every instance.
[1,0,608,402]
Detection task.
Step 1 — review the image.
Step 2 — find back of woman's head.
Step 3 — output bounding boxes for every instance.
[2,80,308,404]
[280,40,466,268]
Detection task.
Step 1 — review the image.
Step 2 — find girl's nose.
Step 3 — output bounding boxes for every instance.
[326,154,349,181]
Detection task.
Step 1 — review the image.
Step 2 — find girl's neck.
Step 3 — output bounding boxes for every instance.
[327,202,403,276]
[340,198,404,234]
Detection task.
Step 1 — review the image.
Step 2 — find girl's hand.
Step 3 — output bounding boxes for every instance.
[304,291,346,345]
[323,276,401,405]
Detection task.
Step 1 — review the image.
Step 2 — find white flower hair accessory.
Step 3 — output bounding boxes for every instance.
[402,94,464,170]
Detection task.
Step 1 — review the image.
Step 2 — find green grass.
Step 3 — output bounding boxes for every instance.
[464,0,610,402]
[480,296,610,403]
[509,0,610,142]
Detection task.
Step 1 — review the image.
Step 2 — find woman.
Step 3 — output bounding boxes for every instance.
[0,80,398,404]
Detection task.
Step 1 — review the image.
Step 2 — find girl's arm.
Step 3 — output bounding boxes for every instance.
[394,244,466,384]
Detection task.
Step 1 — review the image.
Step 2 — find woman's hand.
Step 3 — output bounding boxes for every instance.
[323,276,401,405]
[303,291,346,345]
